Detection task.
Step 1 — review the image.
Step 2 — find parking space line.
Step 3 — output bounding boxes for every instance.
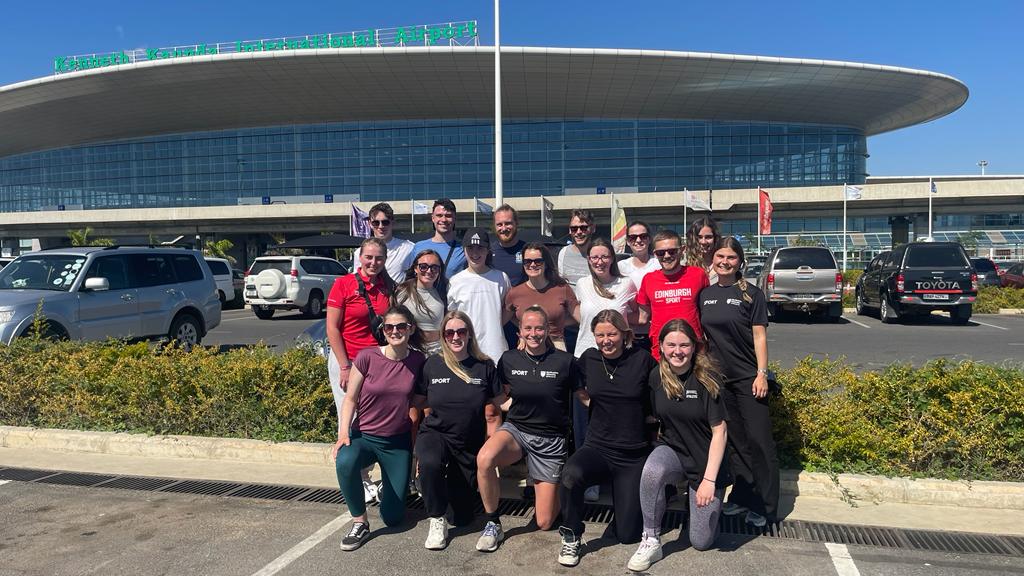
[250,513,351,576]
[844,317,871,329]
[825,543,861,576]
[972,320,1009,331]
[0,480,9,487]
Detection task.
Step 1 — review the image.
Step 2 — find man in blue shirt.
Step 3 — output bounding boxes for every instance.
[412,198,466,279]
[490,204,527,287]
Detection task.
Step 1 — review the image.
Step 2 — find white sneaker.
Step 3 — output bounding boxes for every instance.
[476,521,504,552]
[557,527,582,567]
[721,502,747,516]
[584,485,600,503]
[424,517,448,550]
[627,536,663,572]
[362,479,379,504]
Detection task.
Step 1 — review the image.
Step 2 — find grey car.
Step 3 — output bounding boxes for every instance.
[0,246,221,346]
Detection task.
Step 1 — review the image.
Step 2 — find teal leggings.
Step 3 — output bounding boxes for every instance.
[336,430,411,526]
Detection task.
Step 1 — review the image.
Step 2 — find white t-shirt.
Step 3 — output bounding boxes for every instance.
[617,256,660,293]
[447,267,511,363]
[353,237,415,283]
[573,275,638,357]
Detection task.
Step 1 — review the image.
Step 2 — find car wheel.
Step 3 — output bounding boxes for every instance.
[950,304,972,325]
[767,302,779,320]
[253,306,275,320]
[855,288,868,316]
[218,290,227,305]
[21,321,68,341]
[168,314,202,349]
[303,292,324,319]
[879,292,899,324]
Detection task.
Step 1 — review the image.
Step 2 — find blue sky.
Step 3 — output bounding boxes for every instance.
[2,0,1021,176]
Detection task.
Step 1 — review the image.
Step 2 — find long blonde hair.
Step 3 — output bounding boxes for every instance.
[439,310,491,382]
[657,319,721,399]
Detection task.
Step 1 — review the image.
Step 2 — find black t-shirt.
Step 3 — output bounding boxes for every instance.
[415,355,500,452]
[491,240,527,286]
[698,282,768,384]
[498,347,580,437]
[577,346,655,452]
[650,366,730,490]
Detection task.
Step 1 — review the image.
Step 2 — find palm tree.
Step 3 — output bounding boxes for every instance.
[67,227,115,246]
[203,239,236,264]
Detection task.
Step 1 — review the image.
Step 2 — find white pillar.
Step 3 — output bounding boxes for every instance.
[494,0,503,207]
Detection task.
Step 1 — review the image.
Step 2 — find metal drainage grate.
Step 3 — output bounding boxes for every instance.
[158,480,242,496]
[902,529,1018,556]
[1005,536,1024,556]
[297,488,345,505]
[800,522,903,548]
[226,484,311,502]
[35,472,117,487]
[0,468,60,482]
[94,476,179,492]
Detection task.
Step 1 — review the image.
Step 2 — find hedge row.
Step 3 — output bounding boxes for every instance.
[1,339,1021,481]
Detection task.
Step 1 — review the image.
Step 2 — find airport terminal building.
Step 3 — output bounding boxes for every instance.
[0,22,1021,262]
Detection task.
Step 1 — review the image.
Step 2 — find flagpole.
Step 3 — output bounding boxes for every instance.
[683,188,688,232]
[609,191,615,244]
[927,177,933,238]
[757,186,762,254]
[493,0,503,206]
[473,197,478,227]
[410,199,415,234]
[842,183,848,272]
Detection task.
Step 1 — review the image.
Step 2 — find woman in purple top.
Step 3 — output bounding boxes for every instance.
[333,305,427,551]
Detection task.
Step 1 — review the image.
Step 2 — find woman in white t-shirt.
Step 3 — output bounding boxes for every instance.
[616,221,659,350]
[575,237,638,356]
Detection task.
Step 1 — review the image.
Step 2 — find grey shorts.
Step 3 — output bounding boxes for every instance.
[499,421,567,484]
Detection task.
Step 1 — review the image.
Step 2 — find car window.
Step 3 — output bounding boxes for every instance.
[971,259,995,272]
[0,255,87,291]
[232,269,245,280]
[85,255,132,290]
[132,254,176,287]
[300,259,321,275]
[882,251,897,268]
[1010,264,1023,275]
[905,245,970,268]
[172,255,204,282]
[771,248,836,270]
[206,260,230,275]
[322,260,347,275]
[249,260,291,275]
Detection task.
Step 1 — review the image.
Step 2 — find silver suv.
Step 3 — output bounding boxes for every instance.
[244,256,347,319]
[758,246,843,321]
[0,246,221,346]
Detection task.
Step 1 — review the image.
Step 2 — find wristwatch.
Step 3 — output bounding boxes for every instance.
[756,368,768,374]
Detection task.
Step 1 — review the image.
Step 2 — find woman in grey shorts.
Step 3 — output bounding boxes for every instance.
[475,305,583,553]
[627,319,729,572]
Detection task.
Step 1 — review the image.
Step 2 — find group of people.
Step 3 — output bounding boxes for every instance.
[325,199,779,571]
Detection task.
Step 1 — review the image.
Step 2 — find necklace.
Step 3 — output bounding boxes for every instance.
[521,350,544,376]
[600,353,619,381]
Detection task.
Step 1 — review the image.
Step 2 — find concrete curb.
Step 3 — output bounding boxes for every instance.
[2,426,1022,510]
[998,308,1024,315]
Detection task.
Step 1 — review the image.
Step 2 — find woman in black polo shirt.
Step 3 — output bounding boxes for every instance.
[558,309,656,568]
[413,311,501,551]
[627,319,728,572]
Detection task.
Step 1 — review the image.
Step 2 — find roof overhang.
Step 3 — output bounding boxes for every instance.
[0,46,968,158]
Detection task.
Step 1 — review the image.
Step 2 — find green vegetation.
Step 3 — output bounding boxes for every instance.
[203,239,236,264]
[974,285,1024,313]
[67,227,114,247]
[1,339,1021,481]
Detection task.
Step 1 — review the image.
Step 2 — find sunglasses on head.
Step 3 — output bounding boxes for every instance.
[416,263,441,273]
[383,322,410,332]
[627,233,649,242]
[654,248,680,258]
[369,219,391,227]
[444,328,468,339]
[569,225,590,233]
[523,258,545,267]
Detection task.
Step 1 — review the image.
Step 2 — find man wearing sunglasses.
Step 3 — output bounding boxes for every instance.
[352,202,414,283]
[557,209,595,288]
[413,198,466,280]
[636,230,709,361]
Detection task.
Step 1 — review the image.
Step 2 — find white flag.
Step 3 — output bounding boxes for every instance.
[930,181,937,195]
[684,188,711,211]
[541,197,555,237]
[413,201,430,215]
[476,199,494,215]
[844,185,863,201]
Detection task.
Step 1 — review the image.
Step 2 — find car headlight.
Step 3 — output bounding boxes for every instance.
[0,310,14,324]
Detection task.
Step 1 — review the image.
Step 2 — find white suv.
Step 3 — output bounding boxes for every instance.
[244,256,347,319]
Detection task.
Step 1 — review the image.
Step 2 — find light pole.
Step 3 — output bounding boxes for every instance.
[977,160,988,175]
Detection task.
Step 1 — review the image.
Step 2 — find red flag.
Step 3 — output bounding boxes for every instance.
[758,187,773,235]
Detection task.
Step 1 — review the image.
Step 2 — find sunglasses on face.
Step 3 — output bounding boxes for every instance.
[654,248,680,258]
[627,233,649,242]
[443,328,468,339]
[383,322,410,333]
[569,225,590,233]
[416,263,441,273]
[523,258,545,267]
[369,219,391,227]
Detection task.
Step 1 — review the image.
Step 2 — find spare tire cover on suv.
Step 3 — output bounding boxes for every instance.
[256,269,287,299]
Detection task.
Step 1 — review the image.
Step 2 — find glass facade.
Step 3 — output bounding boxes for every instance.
[0,119,866,213]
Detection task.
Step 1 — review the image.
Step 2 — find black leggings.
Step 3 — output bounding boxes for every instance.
[414,430,480,526]
[721,378,780,519]
[559,444,647,543]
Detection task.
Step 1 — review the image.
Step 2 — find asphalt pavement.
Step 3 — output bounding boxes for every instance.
[205,308,1024,370]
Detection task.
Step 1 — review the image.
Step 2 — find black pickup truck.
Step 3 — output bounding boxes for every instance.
[855,242,977,324]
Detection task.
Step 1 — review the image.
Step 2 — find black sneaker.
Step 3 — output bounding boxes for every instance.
[340,521,370,551]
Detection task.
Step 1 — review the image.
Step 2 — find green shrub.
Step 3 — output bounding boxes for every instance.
[975,286,1024,313]
[2,339,1022,481]
[842,269,863,288]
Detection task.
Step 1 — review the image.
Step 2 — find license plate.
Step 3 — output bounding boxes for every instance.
[922,293,949,301]
[792,294,815,299]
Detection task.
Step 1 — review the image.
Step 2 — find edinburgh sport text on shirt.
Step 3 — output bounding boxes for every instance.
[654,287,693,304]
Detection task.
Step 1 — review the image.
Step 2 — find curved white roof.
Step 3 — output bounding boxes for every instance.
[0,46,968,158]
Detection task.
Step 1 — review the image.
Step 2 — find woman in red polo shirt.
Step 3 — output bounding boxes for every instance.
[327,237,394,501]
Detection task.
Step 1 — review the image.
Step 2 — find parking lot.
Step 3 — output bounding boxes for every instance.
[1,479,1020,576]
[205,308,1024,370]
